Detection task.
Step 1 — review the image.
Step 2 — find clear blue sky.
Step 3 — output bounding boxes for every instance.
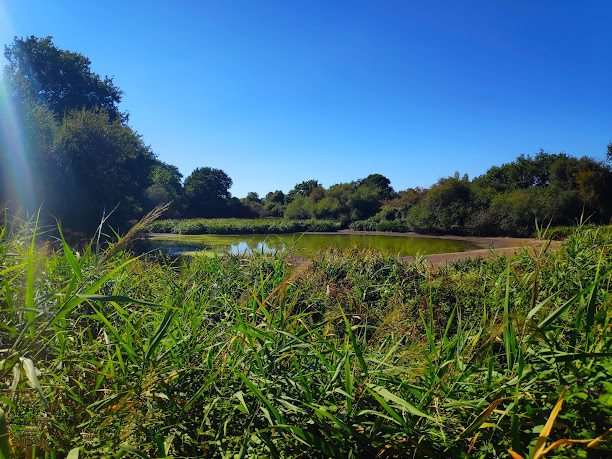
[1,1,610,197]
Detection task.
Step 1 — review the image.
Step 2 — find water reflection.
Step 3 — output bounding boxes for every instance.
[144,233,479,257]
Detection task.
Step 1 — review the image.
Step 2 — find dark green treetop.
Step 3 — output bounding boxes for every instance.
[4,36,126,122]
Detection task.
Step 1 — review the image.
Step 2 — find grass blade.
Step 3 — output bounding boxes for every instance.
[533,387,566,459]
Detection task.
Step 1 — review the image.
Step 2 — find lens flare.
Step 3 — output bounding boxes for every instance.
[0,2,40,215]
[0,76,37,213]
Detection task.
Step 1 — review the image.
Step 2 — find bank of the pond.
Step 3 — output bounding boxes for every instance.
[338,230,558,266]
[334,229,549,265]
[334,229,537,249]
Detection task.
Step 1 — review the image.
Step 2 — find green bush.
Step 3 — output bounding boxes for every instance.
[349,219,410,232]
[376,220,410,232]
[348,219,378,231]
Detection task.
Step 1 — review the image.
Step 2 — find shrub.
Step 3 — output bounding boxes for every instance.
[349,219,378,231]
[376,220,409,232]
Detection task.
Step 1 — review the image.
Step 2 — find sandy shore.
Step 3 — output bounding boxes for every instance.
[314,230,555,267]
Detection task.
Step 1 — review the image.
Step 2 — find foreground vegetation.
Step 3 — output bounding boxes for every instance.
[0,217,610,458]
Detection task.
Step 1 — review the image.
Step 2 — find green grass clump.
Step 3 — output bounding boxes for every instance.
[0,218,610,457]
[149,218,343,235]
[350,219,411,232]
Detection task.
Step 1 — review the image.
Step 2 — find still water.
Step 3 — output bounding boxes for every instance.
[144,233,479,257]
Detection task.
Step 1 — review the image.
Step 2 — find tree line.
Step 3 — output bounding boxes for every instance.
[1,36,611,236]
[356,152,612,236]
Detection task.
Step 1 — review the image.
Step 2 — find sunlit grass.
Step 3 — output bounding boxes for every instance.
[0,217,610,457]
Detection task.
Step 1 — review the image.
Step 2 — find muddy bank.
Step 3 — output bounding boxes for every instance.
[330,229,536,249]
[330,230,555,267]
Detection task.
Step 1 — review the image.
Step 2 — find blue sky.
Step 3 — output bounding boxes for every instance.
[1,1,610,197]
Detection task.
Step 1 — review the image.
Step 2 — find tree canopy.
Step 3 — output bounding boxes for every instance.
[286,180,321,202]
[184,167,233,217]
[146,161,184,216]
[52,109,155,229]
[4,36,126,122]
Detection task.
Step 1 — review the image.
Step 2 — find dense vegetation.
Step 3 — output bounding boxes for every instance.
[150,218,341,235]
[0,216,610,457]
[358,155,612,236]
[2,36,611,238]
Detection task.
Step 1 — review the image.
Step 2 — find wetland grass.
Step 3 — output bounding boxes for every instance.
[0,218,610,457]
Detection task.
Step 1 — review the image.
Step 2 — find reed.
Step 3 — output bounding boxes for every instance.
[0,217,610,457]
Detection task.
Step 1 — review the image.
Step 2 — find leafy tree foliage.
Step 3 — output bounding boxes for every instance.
[0,36,252,230]
[4,36,126,122]
[468,188,580,236]
[348,152,611,237]
[52,110,155,230]
[286,179,321,202]
[0,98,58,213]
[403,152,612,236]
[145,161,184,216]
[358,173,395,201]
[314,182,380,221]
[406,177,476,234]
[238,192,264,217]
[284,195,313,219]
[0,95,157,232]
[245,192,262,203]
[184,167,233,217]
[348,185,383,220]
[262,190,286,217]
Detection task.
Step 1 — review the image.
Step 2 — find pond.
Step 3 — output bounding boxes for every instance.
[143,233,480,257]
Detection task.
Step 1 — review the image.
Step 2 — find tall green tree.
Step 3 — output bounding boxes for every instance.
[145,161,184,216]
[284,195,313,219]
[52,110,155,230]
[239,192,263,217]
[406,177,478,234]
[358,173,394,201]
[286,180,321,202]
[184,167,233,217]
[262,190,286,217]
[4,36,126,122]
[0,98,58,214]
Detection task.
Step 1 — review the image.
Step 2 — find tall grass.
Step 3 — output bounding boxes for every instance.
[0,218,610,457]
